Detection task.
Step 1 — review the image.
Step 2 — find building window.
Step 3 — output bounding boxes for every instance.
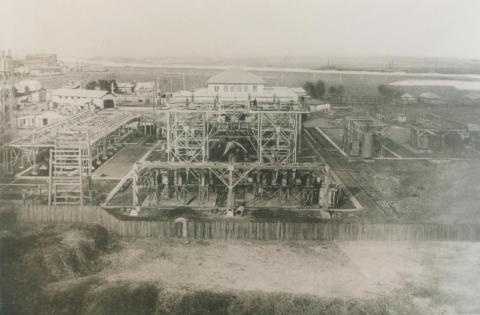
[223,85,228,92]
[237,85,241,92]
[253,85,257,92]
[214,85,219,92]
[243,85,248,92]
[230,86,235,92]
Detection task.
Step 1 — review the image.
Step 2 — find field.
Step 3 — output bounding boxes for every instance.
[37,65,424,97]
[356,159,480,223]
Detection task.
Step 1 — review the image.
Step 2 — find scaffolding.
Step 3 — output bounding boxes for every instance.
[166,102,302,164]
[409,112,468,151]
[4,110,141,176]
[3,109,141,205]
[105,102,341,211]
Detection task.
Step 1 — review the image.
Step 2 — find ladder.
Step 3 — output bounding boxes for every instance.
[48,148,84,205]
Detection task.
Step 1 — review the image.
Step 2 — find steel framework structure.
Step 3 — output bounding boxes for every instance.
[3,109,141,205]
[105,102,342,211]
[166,102,303,164]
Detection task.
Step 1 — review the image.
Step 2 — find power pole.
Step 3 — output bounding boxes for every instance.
[0,50,15,129]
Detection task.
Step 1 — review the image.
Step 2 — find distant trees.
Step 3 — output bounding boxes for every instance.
[85,81,97,90]
[85,80,119,93]
[328,84,345,96]
[377,84,402,100]
[303,80,326,99]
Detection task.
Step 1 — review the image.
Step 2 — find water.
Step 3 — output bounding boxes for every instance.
[78,59,480,81]
[390,79,480,91]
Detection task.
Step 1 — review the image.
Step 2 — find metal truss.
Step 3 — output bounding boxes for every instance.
[165,106,304,165]
[104,161,331,210]
[4,110,140,176]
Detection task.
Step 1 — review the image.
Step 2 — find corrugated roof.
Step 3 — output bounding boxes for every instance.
[51,88,110,98]
[207,68,265,84]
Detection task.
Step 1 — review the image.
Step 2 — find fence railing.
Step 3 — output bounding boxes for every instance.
[16,205,480,241]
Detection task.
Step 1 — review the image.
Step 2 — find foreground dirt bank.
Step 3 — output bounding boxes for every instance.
[1,218,479,314]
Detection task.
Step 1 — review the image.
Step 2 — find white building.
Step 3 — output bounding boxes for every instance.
[399,93,416,105]
[15,79,42,94]
[207,68,265,97]
[170,68,300,104]
[291,87,307,99]
[15,79,46,103]
[50,88,116,114]
[117,82,135,94]
[16,111,65,129]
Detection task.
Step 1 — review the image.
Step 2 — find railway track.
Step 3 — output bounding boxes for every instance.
[304,127,397,217]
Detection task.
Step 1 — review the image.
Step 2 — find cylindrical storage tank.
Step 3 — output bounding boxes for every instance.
[361,132,374,158]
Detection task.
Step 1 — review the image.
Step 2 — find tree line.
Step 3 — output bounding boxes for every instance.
[85,80,119,93]
[303,80,345,100]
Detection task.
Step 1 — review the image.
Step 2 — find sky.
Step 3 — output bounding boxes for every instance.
[1,0,480,60]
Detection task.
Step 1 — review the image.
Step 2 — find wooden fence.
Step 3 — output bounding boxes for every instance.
[17,205,480,241]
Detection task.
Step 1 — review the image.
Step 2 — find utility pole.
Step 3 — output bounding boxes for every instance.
[0,50,15,130]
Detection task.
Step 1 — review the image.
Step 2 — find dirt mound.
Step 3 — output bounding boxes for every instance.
[0,224,111,314]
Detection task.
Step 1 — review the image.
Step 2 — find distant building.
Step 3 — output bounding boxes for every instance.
[16,111,64,129]
[23,53,63,74]
[207,68,265,97]
[396,113,407,122]
[50,88,116,114]
[399,93,416,105]
[15,80,42,94]
[170,68,300,104]
[117,82,135,94]
[308,103,331,113]
[24,53,57,68]
[291,87,307,98]
[15,79,46,103]
[133,82,157,103]
[418,92,442,105]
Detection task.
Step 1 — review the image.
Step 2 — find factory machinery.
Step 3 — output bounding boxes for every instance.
[104,102,342,213]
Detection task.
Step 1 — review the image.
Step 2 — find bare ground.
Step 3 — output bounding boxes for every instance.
[98,239,480,312]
